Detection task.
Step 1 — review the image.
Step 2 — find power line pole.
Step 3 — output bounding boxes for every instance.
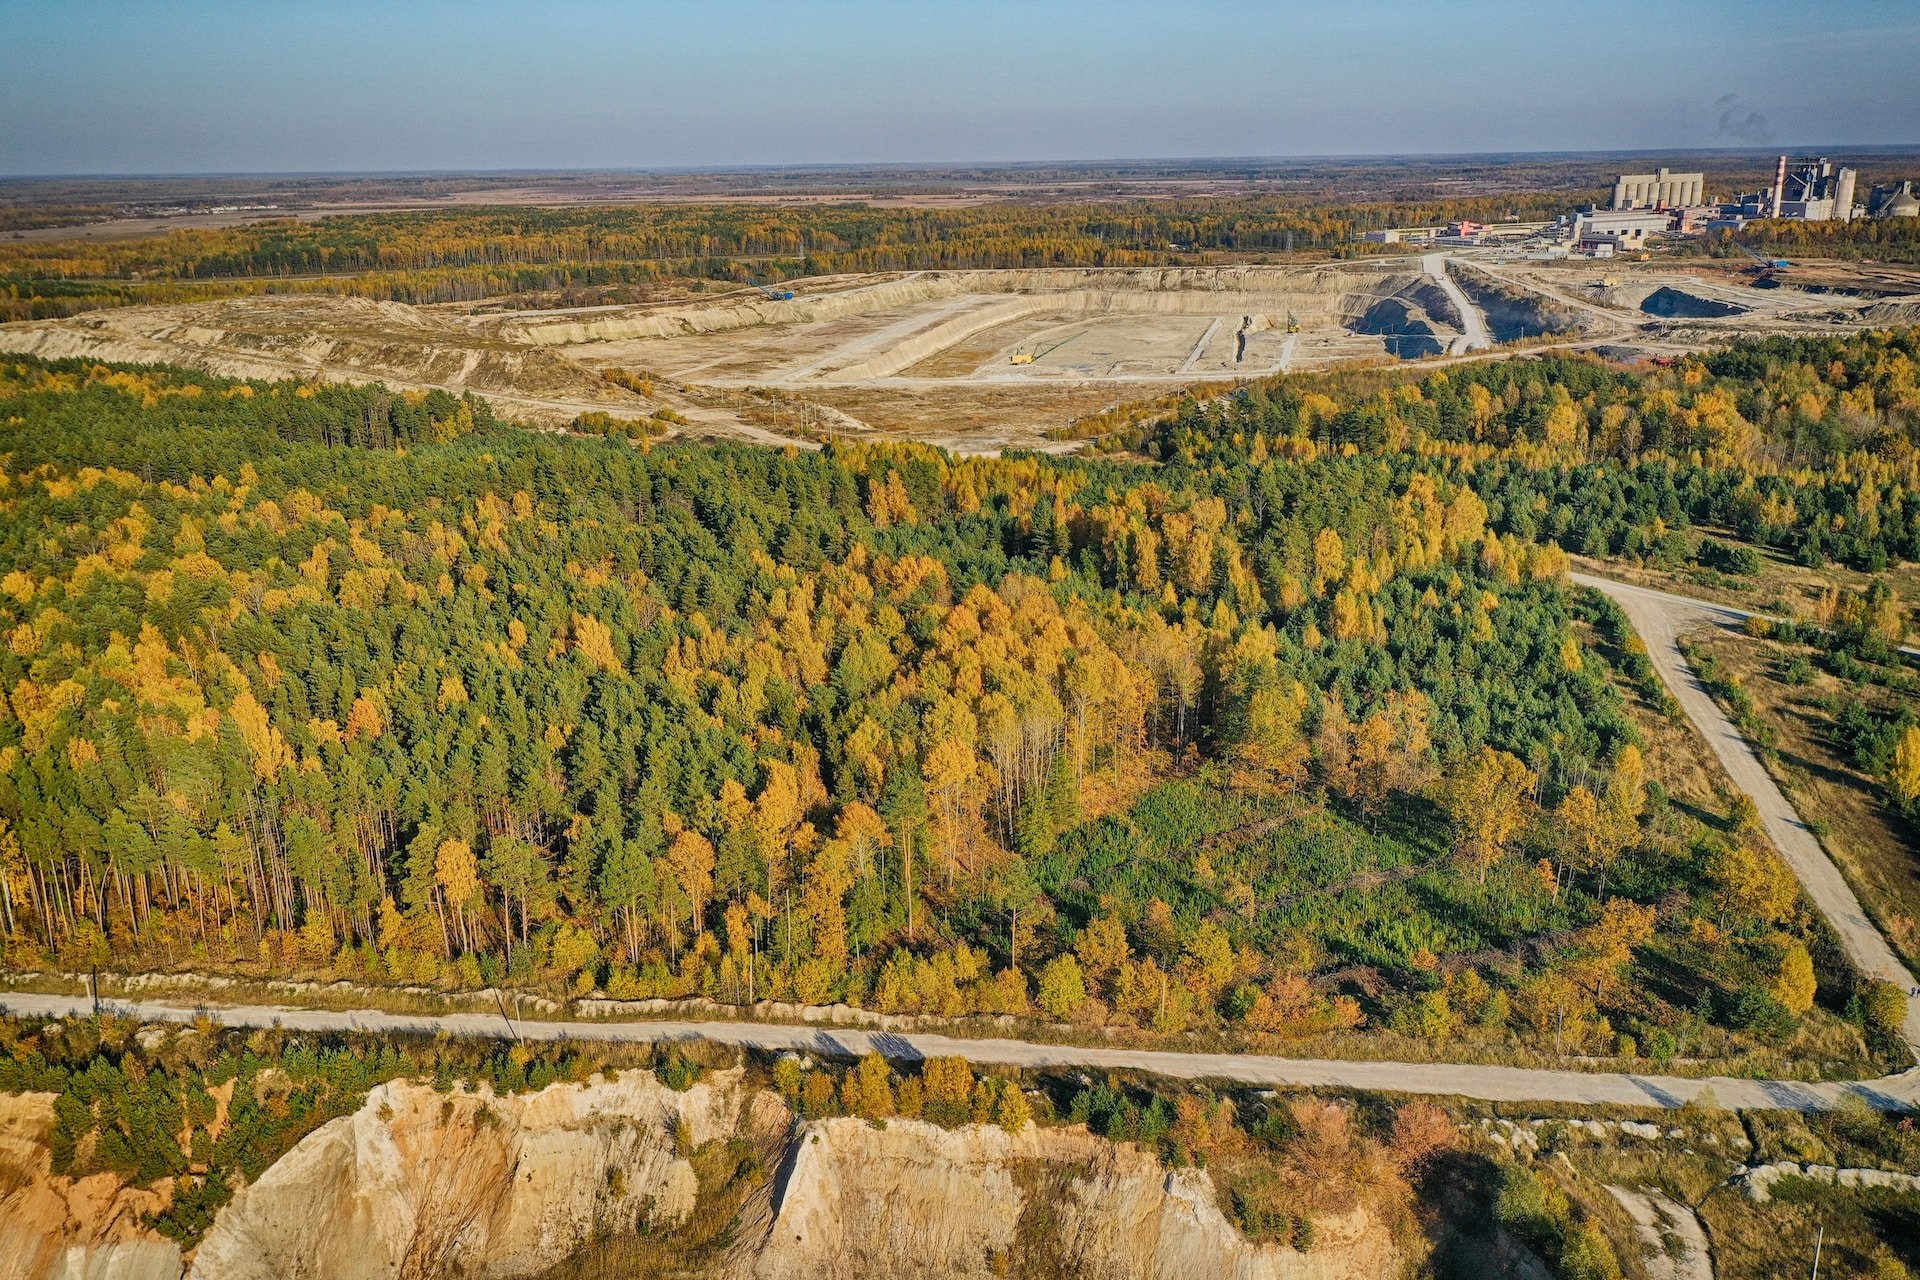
[494,989,519,1043]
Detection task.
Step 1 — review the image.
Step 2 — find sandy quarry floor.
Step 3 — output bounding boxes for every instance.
[530,263,1422,384]
[2,253,1917,453]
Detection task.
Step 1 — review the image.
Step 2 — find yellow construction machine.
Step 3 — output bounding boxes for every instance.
[1010,333,1080,365]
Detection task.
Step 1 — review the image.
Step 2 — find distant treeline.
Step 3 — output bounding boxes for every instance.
[1135,329,1920,571]
[0,194,1590,320]
[1728,217,1920,264]
[1709,216,1920,263]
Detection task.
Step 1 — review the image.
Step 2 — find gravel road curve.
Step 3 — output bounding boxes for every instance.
[1573,572,1920,1055]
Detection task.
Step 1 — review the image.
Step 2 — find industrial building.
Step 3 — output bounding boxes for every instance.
[1611,168,1704,210]
[1671,206,1718,234]
[1604,155,1920,227]
[1364,152,1911,264]
[1740,156,1859,222]
[1868,181,1920,219]
[1361,219,1549,246]
[1360,226,1444,245]
[1571,209,1671,253]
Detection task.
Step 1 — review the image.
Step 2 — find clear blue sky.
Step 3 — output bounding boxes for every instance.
[4,0,1917,175]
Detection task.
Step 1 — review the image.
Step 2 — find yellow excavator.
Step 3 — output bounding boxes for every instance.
[1010,332,1081,365]
[1286,311,1300,334]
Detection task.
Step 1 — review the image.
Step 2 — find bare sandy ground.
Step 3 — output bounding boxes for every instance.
[1606,1186,1714,1280]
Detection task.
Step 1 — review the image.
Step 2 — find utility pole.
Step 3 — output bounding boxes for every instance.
[495,989,519,1043]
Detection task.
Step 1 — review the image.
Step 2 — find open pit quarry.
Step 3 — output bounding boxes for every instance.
[486,264,1470,379]
[4,254,1918,451]
[1,1072,1405,1280]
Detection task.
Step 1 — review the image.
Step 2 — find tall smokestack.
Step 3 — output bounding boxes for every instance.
[1834,168,1857,222]
[1771,155,1787,218]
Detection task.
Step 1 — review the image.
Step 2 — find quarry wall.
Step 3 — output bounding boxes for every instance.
[3,1075,1403,1280]
[506,266,1424,348]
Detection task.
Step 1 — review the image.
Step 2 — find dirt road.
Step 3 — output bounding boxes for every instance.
[1573,572,1920,1053]
[1178,318,1224,373]
[2,989,1915,1110]
[1275,333,1298,372]
[1424,254,1492,354]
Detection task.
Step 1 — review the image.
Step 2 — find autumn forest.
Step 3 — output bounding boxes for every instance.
[2,329,1917,1074]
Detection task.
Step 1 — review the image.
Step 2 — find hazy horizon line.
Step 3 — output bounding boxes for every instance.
[8,143,1920,185]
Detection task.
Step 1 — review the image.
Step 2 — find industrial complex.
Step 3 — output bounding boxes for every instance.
[1609,155,1913,227]
[1367,154,1916,259]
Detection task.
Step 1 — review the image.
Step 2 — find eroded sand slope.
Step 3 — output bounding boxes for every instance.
[3,1073,1403,1280]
